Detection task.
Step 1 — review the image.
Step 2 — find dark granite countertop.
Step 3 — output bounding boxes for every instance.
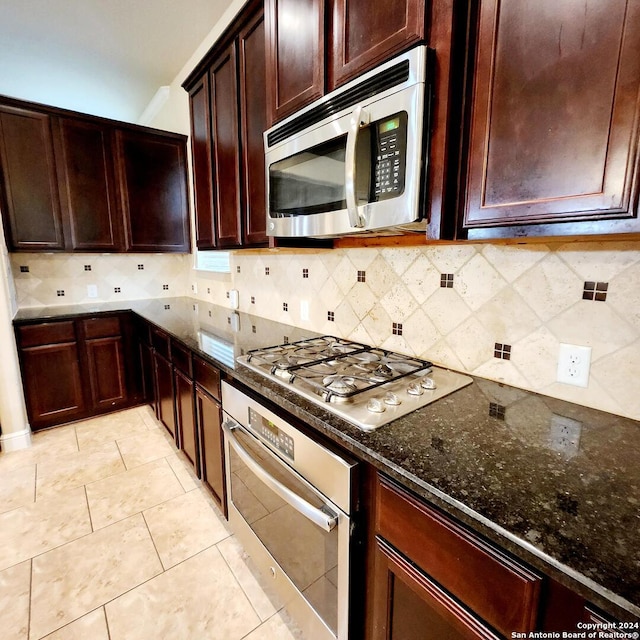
[13,298,640,620]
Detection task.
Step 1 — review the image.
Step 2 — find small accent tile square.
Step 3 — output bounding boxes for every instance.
[162,284,169,291]
[207,288,210,294]
[227,317,231,324]
[236,266,241,273]
[251,296,255,304]
[208,310,212,317]
[489,402,506,420]
[56,290,65,297]
[164,304,170,310]
[582,281,608,301]
[303,268,309,278]
[283,302,288,312]
[494,343,511,360]
[392,322,403,336]
[138,264,144,270]
[114,287,121,293]
[20,266,29,273]
[357,270,366,283]
[226,291,230,299]
[328,311,335,322]
[284,336,289,344]
[252,325,256,334]
[265,267,270,276]
[84,265,92,271]
[440,273,454,288]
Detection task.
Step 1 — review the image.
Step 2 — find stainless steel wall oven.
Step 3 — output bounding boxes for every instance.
[222,382,358,640]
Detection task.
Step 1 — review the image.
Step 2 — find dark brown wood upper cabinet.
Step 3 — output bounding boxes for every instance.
[461,0,640,239]
[239,10,269,246]
[189,74,216,249]
[0,105,65,250]
[265,0,325,124]
[116,128,191,252]
[209,42,243,248]
[54,118,123,251]
[328,0,426,90]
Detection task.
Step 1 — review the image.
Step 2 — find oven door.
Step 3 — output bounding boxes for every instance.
[222,416,351,640]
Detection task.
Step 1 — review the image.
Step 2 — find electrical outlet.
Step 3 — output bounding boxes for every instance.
[300,300,309,321]
[557,343,591,387]
[549,414,582,458]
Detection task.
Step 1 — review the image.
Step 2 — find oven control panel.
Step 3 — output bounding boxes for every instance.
[249,408,295,460]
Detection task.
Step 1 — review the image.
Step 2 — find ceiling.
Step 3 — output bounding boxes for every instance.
[0,0,234,123]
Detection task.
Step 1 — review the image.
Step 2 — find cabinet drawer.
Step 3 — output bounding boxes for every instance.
[17,321,76,347]
[82,315,121,339]
[171,341,192,377]
[376,474,541,636]
[151,328,170,360]
[193,356,221,400]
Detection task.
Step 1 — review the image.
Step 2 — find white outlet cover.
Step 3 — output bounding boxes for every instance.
[557,343,591,387]
[87,284,98,298]
[300,300,309,321]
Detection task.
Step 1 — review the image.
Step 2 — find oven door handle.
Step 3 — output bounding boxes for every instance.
[223,419,338,533]
[345,105,370,229]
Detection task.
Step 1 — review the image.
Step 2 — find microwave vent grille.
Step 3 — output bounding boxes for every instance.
[267,60,411,147]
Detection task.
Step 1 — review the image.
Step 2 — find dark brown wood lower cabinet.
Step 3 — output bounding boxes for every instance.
[85,336,128,411]
[196,386,225,513]
[175,368,199,474]
[372,537,500,640]
[154,351,176,442]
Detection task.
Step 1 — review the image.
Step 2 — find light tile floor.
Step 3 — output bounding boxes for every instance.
[0,406,304,640]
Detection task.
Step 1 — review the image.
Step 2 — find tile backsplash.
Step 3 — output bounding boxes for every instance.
[10,241,640,421]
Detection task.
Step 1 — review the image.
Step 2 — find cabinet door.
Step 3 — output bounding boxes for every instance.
[210,42,243,248]
[265,0,325,124]
[175,368,199,474]
[238,9,269,247]
[372,537,501,640]
[85,336,128,412]
[0,106,65,251]
[54,118,123,251]
[196,387,225,513]
[329,0,426,90]
[116,129,191,252]
[154,352,176,441]
[463,0,640,238]
[20,342,86,429]
[189,74,216,249]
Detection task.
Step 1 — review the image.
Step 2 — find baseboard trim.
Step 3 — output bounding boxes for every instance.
[0,427,32,452]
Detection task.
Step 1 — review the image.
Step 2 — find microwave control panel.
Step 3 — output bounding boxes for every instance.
[373,113,407,200]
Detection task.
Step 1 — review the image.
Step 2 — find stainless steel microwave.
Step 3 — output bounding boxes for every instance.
[264,46,431,238]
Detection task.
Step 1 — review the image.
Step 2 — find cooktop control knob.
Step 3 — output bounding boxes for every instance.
[384,391,401,406]
[420,376,437,390]
[366,397,386,413]
[407,382,423,396]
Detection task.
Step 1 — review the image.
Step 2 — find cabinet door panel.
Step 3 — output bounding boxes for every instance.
[21,342,85,428]
[189,74,216,249]
[265,0,325,124]
[197,387,225,513]
[55,118,122,251]
[0,106,65,250]
[175,369,199,474]
[154,352,176,441]
[116,129,190,252]
[463,0,640,234]
[329,0,425,89]
[85,336,128,411]
[210,43,243,248]
[372,537,501,640]
[239,9,269,246]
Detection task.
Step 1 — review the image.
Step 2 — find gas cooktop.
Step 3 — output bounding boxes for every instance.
[236,336,473,431]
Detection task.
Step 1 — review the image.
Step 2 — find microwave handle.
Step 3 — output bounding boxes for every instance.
[222,418,339,533]
[345,105,370,228]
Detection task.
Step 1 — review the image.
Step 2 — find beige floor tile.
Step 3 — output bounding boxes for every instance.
[116,429,176,470]
[0,427,78,474]
[105,546,261,640]
[217,536,280,622]
[143,490,230,569]
[29,514,162,640]
[0,560,31,640]
[138,405,162,430]
[0,487,91,572]
[85,458,185,530]
[40,608,109,640]
[243,612,304,640]
[0,463,35,514]
[35,442,125,501]
[166,453,199,492]
[75,409,148,451]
